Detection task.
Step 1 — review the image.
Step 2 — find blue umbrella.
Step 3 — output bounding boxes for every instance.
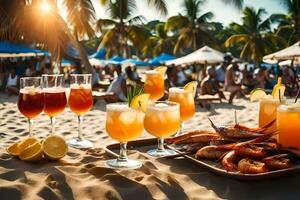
[106,56,126,65]
[0,41,44,57]
[148,53,176,65]
[89,48,106,59]
[61,59,75,66]
[121,58,148,66]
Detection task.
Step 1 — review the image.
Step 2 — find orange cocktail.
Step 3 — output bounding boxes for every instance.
[259,97,284,133]
[68,85,93,116]
[105,103,144,169]
[144,101,180,156]
[168,87,195,121]
[277,104,300,147]
[144,70,164,100]
[106,104,144,142]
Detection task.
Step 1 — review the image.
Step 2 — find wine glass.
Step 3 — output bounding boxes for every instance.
[18,77,44,136]
[168,87,195,135]
[42,74,67,135]
[105,102,144,169]
[144,101,180,157]
[67,74,94,149]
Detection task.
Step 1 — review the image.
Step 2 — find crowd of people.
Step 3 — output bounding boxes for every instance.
[1,55,299,108]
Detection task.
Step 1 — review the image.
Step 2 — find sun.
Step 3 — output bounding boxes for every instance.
[40,1,51,13]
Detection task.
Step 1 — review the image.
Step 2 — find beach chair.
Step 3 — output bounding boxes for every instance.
[92,91,117,105]
[196,94,222,110]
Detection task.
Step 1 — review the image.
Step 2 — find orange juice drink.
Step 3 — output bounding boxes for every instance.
[277,104,300,147]
[106,104,144,143]
[168,87,195,121]
[144,70,165,100]
[144,102,180,138]
[259,97,284,133]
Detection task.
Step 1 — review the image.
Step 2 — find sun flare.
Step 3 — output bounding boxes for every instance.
[40,1,51,13]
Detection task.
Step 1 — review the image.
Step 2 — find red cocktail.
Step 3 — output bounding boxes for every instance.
[18,89,44,119]
[43,89,67,117]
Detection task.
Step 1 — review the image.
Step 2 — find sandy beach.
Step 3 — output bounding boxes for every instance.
[1,94,300,200]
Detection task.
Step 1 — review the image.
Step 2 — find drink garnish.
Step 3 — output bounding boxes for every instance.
[184,81,198,97]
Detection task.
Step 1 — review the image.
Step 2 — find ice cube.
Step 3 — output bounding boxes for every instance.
[106,113,114,124]
[165,111,180,123]
[157,112,167,124]
[119,111,136,125]
[155,103,168,108]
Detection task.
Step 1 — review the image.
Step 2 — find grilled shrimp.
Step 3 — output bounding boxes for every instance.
[234,144,266,159]
[262,154,293,170]
[222,150,239,172]
[195,146,228,160]
[166,130,216,144]
[238,158,268,174]
[233,119,276,134]
[209,118,269,139]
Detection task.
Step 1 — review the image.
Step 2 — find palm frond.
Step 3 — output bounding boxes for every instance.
[225,34,249,47]
[147,0,168,15]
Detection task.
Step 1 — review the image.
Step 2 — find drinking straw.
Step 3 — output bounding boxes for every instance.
[295,89,300,103]
[234,110,238,125]
[278,89,281,103]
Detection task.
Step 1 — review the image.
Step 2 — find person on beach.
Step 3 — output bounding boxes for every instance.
[5,67,19,95]
[224,62,243,104]
[107,65,127,102]
[216,55,233,85]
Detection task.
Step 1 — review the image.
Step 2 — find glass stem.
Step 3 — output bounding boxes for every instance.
[118,142,128,162]
[157,138,165,152]
[50,117,55,135]
[28,119,33,136]
[78,116,83,139]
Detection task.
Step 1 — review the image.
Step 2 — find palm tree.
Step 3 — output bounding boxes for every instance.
[274,0,300,45]
[165,0,215,54]
[0,0,96,72]
[97,0,167,57]
[143,22,175,57]
[225,7,284,64]
[221,0,244,9]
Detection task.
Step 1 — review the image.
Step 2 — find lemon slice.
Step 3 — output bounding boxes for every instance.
[184,81,198,97]
[19,142,43,162]
[250,88,267,102]
[6,142,21,156]
[42,135,68,160]
[7,137,39,156]
[154,66,167,75]
[272,84,285,99]
[130,93,150,113]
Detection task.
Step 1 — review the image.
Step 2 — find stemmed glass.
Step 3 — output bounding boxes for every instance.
[168,87,195,135]
[144,70,165,101]
[42,74,67,135]
[144,101,181,157]
[67,74,94,149]
[18,77,44,136]
[105,102,144,169]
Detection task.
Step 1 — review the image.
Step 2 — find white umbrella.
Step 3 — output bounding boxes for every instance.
[278,59,300,66]
[166,46,225,66]
[263,42,300,62]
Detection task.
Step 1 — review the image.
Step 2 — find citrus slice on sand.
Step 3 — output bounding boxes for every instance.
[7,142,21,156]
[130,93,150,113]
[7,137,39,156]
[184,81,198,97]
[154,66,167,75]
[250,88,267,102]
[19,142,43,162]
[42,135,68,160]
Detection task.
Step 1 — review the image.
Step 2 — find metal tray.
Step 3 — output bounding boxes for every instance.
[105,138,300,181]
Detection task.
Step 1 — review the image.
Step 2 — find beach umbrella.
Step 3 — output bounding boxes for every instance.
[89,58,105,66]
[166,46,225,66]
[263,42,300,62]
[105,56,126,65]
[0,41,44,57]
[148,53,176,65]
[121,58,148,66]
[61,59,75,67]
[89,48,106,60]
[278,59,300,66]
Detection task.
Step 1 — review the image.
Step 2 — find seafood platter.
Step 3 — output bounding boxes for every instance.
[165,119,300,180]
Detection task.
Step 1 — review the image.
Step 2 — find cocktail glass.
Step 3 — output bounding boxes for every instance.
[18,77,44,136]
[168,87,195,135]
[42,74,67,135]
[144,70,164,101]
[105,103,144,169]
[67,74,94,149]
[277,103,300,147]
[144,101,180,157]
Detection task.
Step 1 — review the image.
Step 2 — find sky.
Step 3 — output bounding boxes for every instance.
[89,0,288,26]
